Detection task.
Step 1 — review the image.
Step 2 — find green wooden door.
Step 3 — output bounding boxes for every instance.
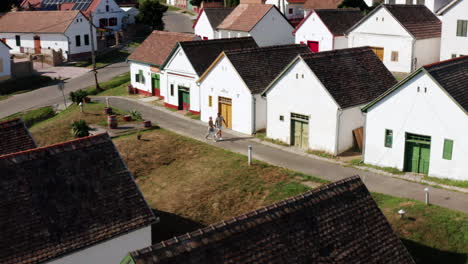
[291,113,309,149]
[404,133,431,174]
[178,87,190,110]
[151,74,160,96]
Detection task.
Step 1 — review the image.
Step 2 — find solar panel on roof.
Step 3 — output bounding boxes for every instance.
[41,0,92,11]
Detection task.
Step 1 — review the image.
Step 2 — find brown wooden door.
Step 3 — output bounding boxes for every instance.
[371,47,384,61]
[218,96,232,129]
[33,36,41,54]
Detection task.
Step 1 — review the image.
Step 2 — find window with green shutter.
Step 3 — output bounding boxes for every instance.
[456,20,467,37]
[442,139,453,160]
[385,129,393,148]
[135,73,140,83]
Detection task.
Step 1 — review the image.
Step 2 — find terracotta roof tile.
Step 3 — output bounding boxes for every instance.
[180,37,258,76]
[217,4,274,32]
[385,5,441,39]
[225,44,311,93]
[0,10,82,33]
[128,31,196,67]
[301,47,397,108]
[304,0,342,10]
[0,133,156,264]
[0,118,36,155]
[424,56,468,112]
[129,176,415,264]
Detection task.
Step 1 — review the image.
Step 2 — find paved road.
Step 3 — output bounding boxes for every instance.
[96,97,468,213]
[0,11,194,118]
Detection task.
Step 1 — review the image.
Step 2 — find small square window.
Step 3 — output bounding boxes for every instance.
[391,51,399,62]
[385,129,393,148]
[279,115,284,121]
[452,54,458,58]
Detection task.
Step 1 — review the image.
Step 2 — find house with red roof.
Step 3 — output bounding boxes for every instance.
[0,10,97,60]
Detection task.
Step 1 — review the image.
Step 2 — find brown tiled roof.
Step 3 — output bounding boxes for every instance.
[129,176,415,264]
[179,37,258,76]
[0,133,156,264]
[204,8,234,28]
[300,47,397,108]
[304,0,342,10]
[217,4,274,32]
[315,9,364,35]
[0,11,82,33]
[424,56,468,112]
[385,5,441,39]
[128,31,195,67]
[224,44,311,94]
[0,118,36,156]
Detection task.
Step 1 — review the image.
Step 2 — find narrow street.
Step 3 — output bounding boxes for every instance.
[95,96,468,213]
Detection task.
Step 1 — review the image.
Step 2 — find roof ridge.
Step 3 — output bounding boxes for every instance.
[423,55,468,70]
[180,37,254,46]
[152,30,193,36]
[225,44,306,55]
[133,175,363,255]
[301,46,371,59]
[0,133,110,159]
[315,8,361,11]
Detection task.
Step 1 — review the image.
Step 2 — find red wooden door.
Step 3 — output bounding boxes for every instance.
[33,36,41,54]
[307,41,319,53]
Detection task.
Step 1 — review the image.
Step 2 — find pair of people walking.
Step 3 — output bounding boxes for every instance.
[206,113,227,141]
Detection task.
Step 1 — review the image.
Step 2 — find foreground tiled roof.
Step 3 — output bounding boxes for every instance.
[0,118,36,155]
[0,133,156,264]
[129,176,414,264]
[301,47,397,108]
[204,8,234,28]
[315,9,364,35]
[424,56,468,112]
[128,31,195,67]
[304,0,342,9]
[217,4,274,32]
[225,44,311,94]
[180,37,258,76]
[385,4,441,39]
[0,10,81,33]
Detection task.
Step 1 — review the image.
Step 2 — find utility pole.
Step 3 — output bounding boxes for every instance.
[88,11,101,91]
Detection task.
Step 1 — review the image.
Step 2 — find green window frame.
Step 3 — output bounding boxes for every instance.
[442,139,453,160]
[385,129,393,148]
[135,73,140,83]
[456,20,468,37]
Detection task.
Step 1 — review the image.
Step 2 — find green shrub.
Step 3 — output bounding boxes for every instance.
[71,120,91,138]
[69,89,88,104]
[129,109,142,121]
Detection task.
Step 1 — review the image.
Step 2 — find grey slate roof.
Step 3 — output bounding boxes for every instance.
[204,8,234,28]
[315,9,364,35]
[424,56,468,112]
[0,133,156,264]
[301,47,397,108]
[225,44,311,94]
[129,176,415,264]
[0,118,36,156]
[385,4,441,39]
[179,37,258,76]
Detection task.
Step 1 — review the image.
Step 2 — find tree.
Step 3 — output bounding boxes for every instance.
[71,120,91,138]
[69,89,88,105]
[339,0,369,11]
[190,0,203,7]
[138,0,168,30]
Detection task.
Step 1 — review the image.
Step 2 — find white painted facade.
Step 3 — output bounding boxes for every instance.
[216,8,294,47]
[0,42,11,81]
[294,11,349,51]
[199,55,266,135]
[92,0,126,32]
[364,71,468,180]
[264,0,304,20]
[45,226,152,264]
[439,0,468,60]
[130,61,153,95]
[161,46,202,113]
[384,0,451,13]
[0,12,97,60]
[265,58,364,155]
[348,6,440,73]
[194,10,216,40]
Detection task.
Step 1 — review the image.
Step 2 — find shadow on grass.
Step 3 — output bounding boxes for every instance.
[403,238,467,264]
[151,209,205,244]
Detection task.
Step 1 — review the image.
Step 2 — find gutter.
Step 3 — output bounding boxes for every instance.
[334,108,343,156]
[362,111,367,160]
[252,95,256,134]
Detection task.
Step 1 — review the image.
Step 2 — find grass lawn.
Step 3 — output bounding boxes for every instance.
[85,72,131,96]
[0,75,55,99]
[349,158,405,175]
[424,176,468,189]
[27,105,468,264]
[74,49,130,68]
[1,106,56,127]
[255,131,289,146]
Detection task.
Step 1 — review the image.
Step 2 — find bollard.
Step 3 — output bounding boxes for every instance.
[248,145,253,166]
[106,97,110,107]
[79,102,83,113]
[424,187,430,205]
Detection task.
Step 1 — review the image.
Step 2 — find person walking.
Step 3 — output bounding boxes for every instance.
[215,112,227,140]
[205,116,216,141]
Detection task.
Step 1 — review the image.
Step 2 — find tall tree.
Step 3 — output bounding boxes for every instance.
[138,0,168,30]
[339,0,369,11]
